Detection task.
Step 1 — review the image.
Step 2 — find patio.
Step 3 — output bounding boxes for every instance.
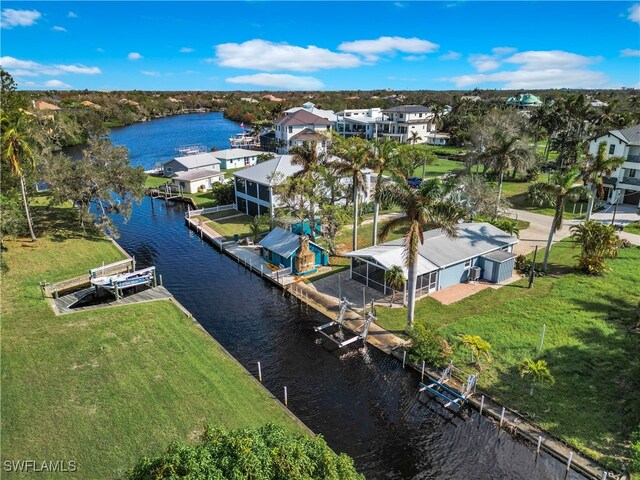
[429,274,524,305]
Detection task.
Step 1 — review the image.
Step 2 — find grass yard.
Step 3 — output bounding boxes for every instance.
[144,174,168,188]
[206,213,255,239]
[501,179,587,220]
[412,158,466,179]
[375,239,640,465]
[1,204,304,479]
[335,219,407,252]
[624,222,640,235]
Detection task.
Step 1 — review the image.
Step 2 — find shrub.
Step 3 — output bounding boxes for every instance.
[571,221,621,275]
[409,323,451,368]
[630,427,640,474]
[515,254,528,272]
[527,182,555,207]
[126,423,363,480]
[490,218,519,237]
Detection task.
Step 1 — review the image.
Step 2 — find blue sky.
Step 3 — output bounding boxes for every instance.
[1,1,639,91]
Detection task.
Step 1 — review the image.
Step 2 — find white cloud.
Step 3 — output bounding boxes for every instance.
[52,26,67,32]
[620,48,640,57]
[179,47,194,53]
[67,11,78,18]
[214,40,361,72]
[226,73,323,90]
[128,52,143,61]
[628,4,640,23]
[439,50,461,60]
[0,56,101,76]
[491,47,517,56]
[450,49,608,89]
[403,55,426,62]
[141,70,161,77]
[338,36,438,61]
[1,8,41,29]
[44,79,72,89]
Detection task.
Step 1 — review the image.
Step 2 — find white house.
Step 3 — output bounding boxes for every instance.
[161,152,224,193]
[274,109,333,154]
[424,132,451,146]
[335,108,385,140]
[212,148,260,170]
[588,124,640,207]
[162,152,222,176]
[376,105,436,144]
[285,102,337,122]
[170,170,223,194]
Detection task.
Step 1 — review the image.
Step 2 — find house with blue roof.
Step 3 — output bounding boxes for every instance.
[259,227,329,275]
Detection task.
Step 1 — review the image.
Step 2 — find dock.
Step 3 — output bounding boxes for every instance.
[53,285,173,315]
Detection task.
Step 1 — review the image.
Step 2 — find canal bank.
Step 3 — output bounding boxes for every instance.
[184,206,612,480]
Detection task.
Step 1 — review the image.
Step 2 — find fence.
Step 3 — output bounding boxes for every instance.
[185,203,236,219]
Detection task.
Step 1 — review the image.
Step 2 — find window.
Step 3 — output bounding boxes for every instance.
[244,157,251,166]
[609,144,616,155]
[464,259,472,269]
[288,126,293,133]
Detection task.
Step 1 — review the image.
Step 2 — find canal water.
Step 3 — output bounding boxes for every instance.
[104,113,585,479]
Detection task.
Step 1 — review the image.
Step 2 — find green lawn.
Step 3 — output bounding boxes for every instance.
[206,214,255,239]
[221,166,246,179]
[624,222,640,235]
[1,204,304,479]
[183,191,218,208]
[412,158,466,179]
[376,240,640,465]
[144,174,168,188]
[501,179,587,219]
[336,219,406,251]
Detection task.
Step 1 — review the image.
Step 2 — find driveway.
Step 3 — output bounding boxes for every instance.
[506,209,574,256]
[589,203,639,226]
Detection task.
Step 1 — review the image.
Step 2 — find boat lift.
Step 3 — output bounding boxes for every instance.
[314,298,375,348]
[418,363,477,411]
[90,266,157,300]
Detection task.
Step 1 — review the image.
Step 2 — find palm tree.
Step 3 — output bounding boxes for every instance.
[384,265,406,306]
[518,358,554,396]
[2,114,37,241]
[570,221,620,275]
[459,334,491,370]
[378,178,462,330]
[289,141,324,241]
[479,132,531,218]
[583,141,625,220]
[542,168,586,271]
[370,138,399,246]
[409,130,422,145]
[330,136,372,251]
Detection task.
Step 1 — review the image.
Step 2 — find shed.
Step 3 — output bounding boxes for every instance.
[259,227,329,275]
[481,250,516,284]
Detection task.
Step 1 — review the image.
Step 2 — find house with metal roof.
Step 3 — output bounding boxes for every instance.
[162,152,222,175]
[506,93,543,109]
[259,226,329,275]
[344,223,518,297]
[274,109,332,154]
[588,124,640,207]
[161,152,224,193]
[211,148,260,170]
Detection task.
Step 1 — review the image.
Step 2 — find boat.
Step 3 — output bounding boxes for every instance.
[90,267,156,292]
[229,131,260,149]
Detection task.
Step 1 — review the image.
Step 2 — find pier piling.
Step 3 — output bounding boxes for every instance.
[499,407,505,429]
[480,395,485,415]
[284,386,288,406]
[421,361,425,381]
[536,435,542,456]
[566,452,573,472]
[402,350,406,369]
[257,361,262,383]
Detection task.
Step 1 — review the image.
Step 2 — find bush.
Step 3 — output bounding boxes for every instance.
[211,182,235,205]
[126,423,363,480]
[409,323,451,368]
[515,254,528,272]
[527,182,555,207]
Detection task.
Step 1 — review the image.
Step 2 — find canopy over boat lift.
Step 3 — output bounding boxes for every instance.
[314,298,375,348]
[418,363,477,411]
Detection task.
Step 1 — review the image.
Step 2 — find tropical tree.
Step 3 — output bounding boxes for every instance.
[479,132,531,218]
[379,177,462,329]
[409,130,422,145]
[384,265,406,306]
[330,136,372,251]
[542,168,587,271]
[518,358,555,396]
[369,138,399,246]
[1,113,37,241]
[458,334,491,370]
[288,141,325,241]
[583,141,625,220]
[570,220,620,275]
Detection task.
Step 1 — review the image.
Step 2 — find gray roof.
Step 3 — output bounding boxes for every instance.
[617,124,640,146]
[167,152,220,170]
[171,169,223,181]
[351,223,517,269]
[233,155,302,185]
[259,227,301,258]
[212,148,260,160]
[384,105,431,113]
[482,250,517,263]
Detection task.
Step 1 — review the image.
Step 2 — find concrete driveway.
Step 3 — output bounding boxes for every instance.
[507,209,574,256]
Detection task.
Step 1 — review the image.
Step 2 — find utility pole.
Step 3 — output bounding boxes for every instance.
[529,246,538,289]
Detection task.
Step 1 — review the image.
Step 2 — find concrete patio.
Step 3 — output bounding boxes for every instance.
[428,274,524,305]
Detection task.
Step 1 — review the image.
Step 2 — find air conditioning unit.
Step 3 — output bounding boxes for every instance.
[469,266,481,282]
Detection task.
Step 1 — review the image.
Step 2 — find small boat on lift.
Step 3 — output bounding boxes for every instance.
[91,267,156,293]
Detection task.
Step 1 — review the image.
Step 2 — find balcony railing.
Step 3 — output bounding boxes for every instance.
[627,154,640,164]
[621,176,640,186]
[602,177,617,186]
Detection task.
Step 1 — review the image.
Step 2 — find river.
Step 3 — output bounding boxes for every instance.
[104,112,585,479]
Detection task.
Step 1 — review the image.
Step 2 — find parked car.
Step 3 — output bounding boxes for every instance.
[407,177,422,188]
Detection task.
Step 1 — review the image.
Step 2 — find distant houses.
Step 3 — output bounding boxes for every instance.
[274,109,333,154]
[589,124,640,207]
[377,105,438,144]
[506,93,543,109]
[211,148,260,169]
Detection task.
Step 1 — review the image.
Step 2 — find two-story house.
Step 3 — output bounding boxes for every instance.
[589,124,640,207]
[161,152,225,194]
[335,108,385,140]
[274,109,333,154]
[376,105,436,144]
[212,148,260,170]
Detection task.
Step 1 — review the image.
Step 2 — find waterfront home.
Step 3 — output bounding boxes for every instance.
[344,223,518,296]
[377,105,437,144]
[162,152,222,176]
[285,102,338,123]
[424,132,451,146]
[589,124,640,207]
[212,148,260,170]
[335,108,385,140]
[506,93,543,109]
[274,109,333,154]
[169,169,224,194]
[259,226,329,275]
